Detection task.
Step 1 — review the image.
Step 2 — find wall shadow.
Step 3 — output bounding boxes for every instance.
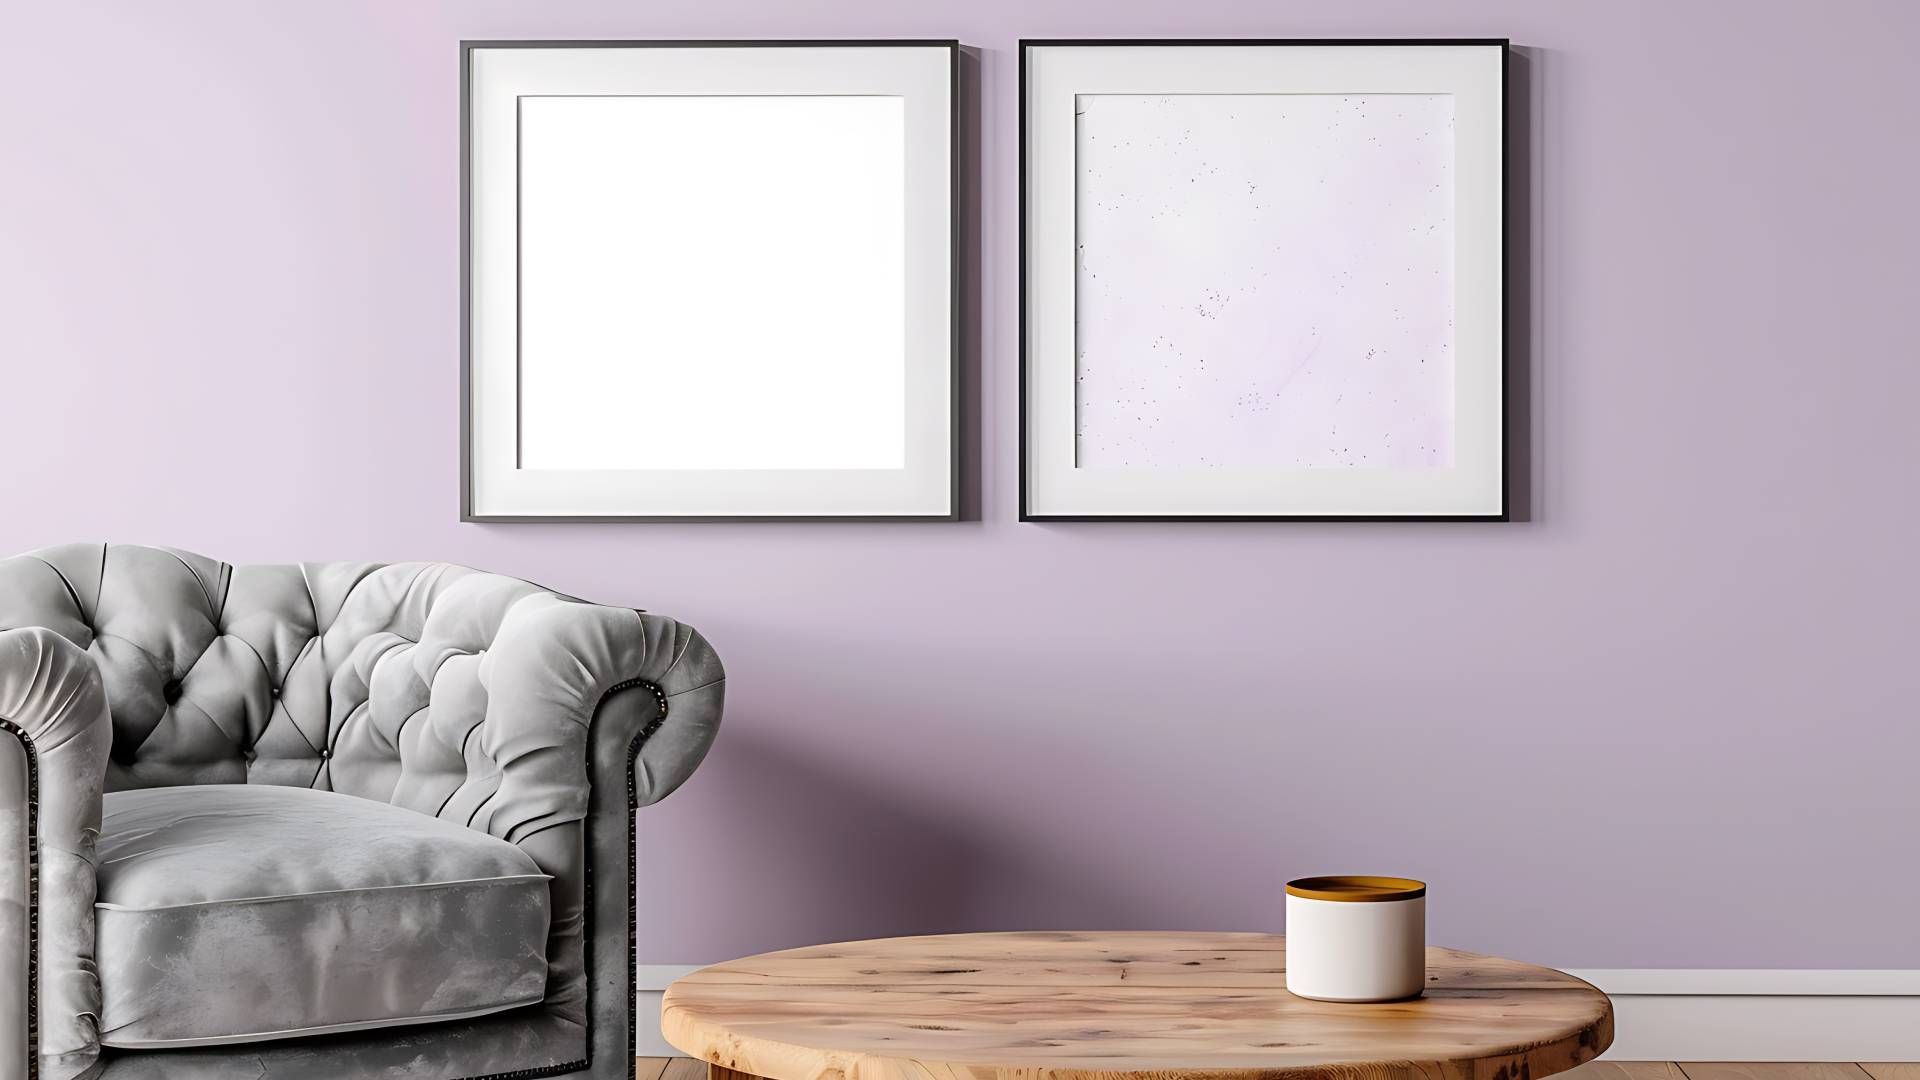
[667,729,1018,952]
[956,46,985,522]
[1506,46,1541,522]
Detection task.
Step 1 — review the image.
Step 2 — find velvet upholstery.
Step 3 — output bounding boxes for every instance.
[0,627,114,1080]
[0,544,726,1080]
[96,785,551,1049]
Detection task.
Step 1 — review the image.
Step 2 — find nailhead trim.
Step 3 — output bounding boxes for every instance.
[0,716,43,1080]
[623,677,670,1080]
[477,1063,591,1080]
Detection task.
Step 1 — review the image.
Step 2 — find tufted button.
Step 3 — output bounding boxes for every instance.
[162,680,183,705]
[318,748,331,760]
[269,686,281,699]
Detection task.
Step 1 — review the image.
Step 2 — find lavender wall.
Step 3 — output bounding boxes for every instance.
[4,0,1917,970]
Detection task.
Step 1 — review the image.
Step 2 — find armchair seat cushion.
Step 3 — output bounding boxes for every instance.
[94,784,552,1049]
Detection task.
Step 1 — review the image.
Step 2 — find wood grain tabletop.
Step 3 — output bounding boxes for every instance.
[661,931,1613,1080]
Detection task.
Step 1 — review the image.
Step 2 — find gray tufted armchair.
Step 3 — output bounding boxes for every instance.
[0,544,725,1080]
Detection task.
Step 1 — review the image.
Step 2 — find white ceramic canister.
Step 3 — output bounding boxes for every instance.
[1283,875,1427,1002]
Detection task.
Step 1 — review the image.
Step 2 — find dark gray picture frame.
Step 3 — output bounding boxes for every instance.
[1018,39,1512,522]
[461,40,963,523]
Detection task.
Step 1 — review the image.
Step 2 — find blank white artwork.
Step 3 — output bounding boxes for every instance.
[1074,93,1455,470]
[516,95,906,471]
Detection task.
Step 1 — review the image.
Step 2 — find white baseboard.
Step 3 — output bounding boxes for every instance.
[1570,969,1920,997]
[637,966,703,1058]
[635,990,676,1058]
[635,965,1920,1062]
[1599,993,1920,1061]
[1568,970,1920,1061]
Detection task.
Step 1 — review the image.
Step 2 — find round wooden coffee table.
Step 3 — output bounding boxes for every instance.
[662,931,1613,1080]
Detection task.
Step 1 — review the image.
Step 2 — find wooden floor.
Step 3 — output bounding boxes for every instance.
[638,1060,709,1080]
[639,1061,1920,1080]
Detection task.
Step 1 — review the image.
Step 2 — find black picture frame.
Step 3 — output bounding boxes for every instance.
[1018,38,1512,522]
[460,40,963,523]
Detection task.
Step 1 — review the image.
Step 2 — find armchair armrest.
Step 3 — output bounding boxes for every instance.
[462,593,724,1069]
[0,627,112,1080]
[622,610,726,810]
[476,594,724,838]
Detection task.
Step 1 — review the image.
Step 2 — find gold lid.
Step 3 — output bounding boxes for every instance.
[1285,875,1426,902]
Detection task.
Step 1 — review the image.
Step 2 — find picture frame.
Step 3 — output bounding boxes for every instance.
[1020,39,1509,521]
[463,40,960,521]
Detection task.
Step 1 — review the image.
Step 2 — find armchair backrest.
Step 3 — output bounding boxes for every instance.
[0,543,701,830]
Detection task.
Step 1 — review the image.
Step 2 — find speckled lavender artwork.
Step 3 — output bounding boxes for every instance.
[1075,93,1455,469]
